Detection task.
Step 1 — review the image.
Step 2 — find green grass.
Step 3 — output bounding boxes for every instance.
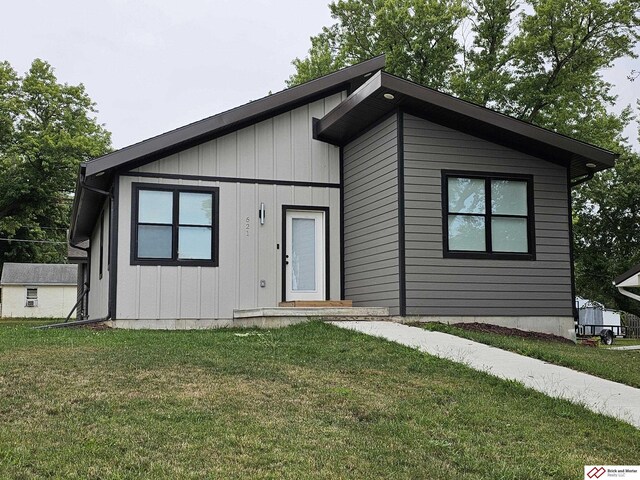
[0,318,63,328]
[0,322,638,479]
[422,322,640,388]
[605,338,640,347]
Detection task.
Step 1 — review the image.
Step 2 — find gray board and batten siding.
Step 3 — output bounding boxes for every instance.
[343,114,401,314]
[114,94,344,322]
[402,113,573,317]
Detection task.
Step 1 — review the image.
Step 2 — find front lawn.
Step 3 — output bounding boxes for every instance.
[606,338,640,347]
[422,322,640,388]
[0,321,638,479]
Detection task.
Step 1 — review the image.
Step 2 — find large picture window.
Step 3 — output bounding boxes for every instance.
[131,183,219,266]
[443,171,535,260]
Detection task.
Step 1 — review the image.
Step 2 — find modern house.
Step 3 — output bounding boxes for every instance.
[68,56,617,339]
[0,263,77,318]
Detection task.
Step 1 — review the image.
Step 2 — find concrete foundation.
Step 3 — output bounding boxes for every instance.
[105,310,576,341]
[106,307,391,330]
[105,318,313,330]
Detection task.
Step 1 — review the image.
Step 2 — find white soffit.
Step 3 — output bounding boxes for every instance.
[618,275,640,288]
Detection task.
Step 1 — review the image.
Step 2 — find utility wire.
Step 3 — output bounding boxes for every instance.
[14,226,69,231]
[0,238,67,244]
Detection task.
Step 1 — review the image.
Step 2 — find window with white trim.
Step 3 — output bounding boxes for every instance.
[26,287,38,307]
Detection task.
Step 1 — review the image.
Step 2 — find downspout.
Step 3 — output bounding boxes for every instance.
[68,239,90,321]
[568,166,595,323]
[39,172,114,329]
[79,171,114,323]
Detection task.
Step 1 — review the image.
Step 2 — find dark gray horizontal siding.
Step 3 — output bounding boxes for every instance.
[343,114,400,314]
[403,113,573,317]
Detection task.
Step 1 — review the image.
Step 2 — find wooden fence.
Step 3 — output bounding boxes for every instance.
[622,313,640,338]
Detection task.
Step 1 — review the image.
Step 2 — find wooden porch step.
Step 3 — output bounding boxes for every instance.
[278,300,353,308]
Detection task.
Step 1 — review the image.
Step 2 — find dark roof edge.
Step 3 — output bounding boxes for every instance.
[614,262,640,285]
[316,71,618,168]
[383,73,617,166]
[84,55,386,177]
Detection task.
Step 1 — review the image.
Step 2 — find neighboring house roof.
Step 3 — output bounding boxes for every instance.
[614,263,640,287]
[70,55,618,244]
[0,263,77,286]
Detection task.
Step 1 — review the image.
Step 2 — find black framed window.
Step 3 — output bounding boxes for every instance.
[442,171,535,260]
[131,183,219,266]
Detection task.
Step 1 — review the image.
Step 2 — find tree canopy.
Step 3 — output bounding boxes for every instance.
[0,59,111,266]
[289,0,640,314]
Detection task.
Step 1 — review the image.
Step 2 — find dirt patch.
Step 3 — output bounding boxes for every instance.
[84,322,112,331]
[451,322,575,344]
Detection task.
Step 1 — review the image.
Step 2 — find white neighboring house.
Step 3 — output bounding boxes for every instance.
[0,263,78,318]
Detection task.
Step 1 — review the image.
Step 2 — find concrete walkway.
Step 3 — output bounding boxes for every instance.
[331,321,640,428]
[608,345,640,351]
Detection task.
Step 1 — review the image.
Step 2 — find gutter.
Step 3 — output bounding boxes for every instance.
[53,169,115,329]
[570,171,594,188]
[69,166,111,244]
[80,172,111,196]
[617,286,640,303]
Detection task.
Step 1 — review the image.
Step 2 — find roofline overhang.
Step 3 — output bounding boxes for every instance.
[69,165,114,244]
[70,56,387,243]
[314,71,618,177]
[83,55,386,177]
[614,263,640,287]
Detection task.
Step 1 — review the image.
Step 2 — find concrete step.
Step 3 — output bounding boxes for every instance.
[278,300,353,307]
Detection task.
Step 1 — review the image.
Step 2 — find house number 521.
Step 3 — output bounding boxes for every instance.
[245,217,250,236]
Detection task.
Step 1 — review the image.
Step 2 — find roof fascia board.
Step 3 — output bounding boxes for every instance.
[382,74,616,166]
[70,169,113,243]
[614,263,640,286]
[84,56,386,177]
[315,70,384,137]
[315,71,617,167]
[618,277,640,288]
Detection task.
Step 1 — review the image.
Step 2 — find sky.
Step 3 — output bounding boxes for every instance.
[2,0,639,151]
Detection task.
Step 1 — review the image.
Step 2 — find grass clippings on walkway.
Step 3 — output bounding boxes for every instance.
[0,321,638,479]
[422,322,640,388]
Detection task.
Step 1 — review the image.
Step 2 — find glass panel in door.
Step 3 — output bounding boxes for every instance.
[285,210,325,301]
[292,218,316,291]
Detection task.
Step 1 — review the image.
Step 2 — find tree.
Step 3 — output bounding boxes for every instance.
[287,0,470,89]
[288,0,640,312]
[573,149,640,316]
[0,59,111,266]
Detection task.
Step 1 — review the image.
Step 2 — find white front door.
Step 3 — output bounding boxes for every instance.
[285,209,326,301]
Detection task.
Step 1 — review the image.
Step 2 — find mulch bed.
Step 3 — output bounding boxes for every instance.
[451,322,575,344]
